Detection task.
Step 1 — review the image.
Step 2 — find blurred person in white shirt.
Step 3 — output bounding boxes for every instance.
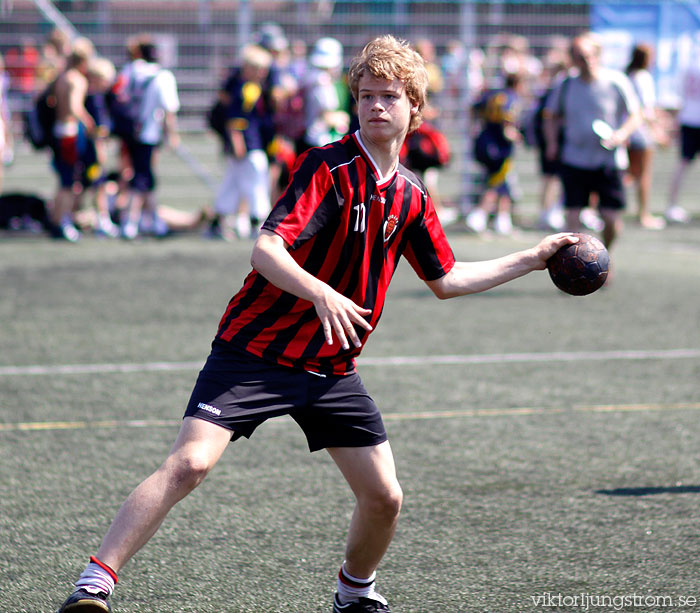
[120,39,180,239]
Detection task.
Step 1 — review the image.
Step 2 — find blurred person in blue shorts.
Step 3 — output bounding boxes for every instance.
[48,41,97,241]
[78,56,121,237]
[467,71,525,235]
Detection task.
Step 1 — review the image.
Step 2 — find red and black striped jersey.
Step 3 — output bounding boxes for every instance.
[215,131,455,375]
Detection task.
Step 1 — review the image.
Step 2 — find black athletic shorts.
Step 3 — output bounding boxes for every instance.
[559,163,626,210]
[538,147,560,177]
[184,342,387,452]
[680,124,700,161]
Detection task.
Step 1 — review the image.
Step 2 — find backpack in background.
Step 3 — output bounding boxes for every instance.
[402,122,451,172]
[206,98,228,141]
[107,71,158,141]
[521,77,571,150]
[24,82,57,150]
[472,129,511,173]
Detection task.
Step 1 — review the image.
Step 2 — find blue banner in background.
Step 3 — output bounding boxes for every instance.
[592,2,700,108]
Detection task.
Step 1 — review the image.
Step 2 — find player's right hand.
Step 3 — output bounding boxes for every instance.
[314,286,372,350]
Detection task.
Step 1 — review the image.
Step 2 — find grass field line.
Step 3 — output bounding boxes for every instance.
[0,348,699,377]
[2,403,700,433]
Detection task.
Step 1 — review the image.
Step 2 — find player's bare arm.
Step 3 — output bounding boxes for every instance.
[68,72,96,132]
[541,109,561,161]
[426,233,578,299]
[164,111,180,148]
[251,230,373,350]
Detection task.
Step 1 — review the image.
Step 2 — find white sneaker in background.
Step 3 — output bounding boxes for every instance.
[494,212,513,235]
[465,207,488,233]
[580,207,604,232]
[122,221,139,240]
[665,205,691,224]
[97,216,120,238]
[235,214,252,239]
[60,222,80,242]
[438,206,458,225]
[545,202,565,230]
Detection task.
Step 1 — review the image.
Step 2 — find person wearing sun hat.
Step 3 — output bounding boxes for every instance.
[299,36,351,153]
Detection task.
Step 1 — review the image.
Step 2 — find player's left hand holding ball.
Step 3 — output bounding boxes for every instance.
[530,233,580,270]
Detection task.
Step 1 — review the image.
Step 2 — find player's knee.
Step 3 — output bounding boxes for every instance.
[362,482,403,523]
[165,451,215,492]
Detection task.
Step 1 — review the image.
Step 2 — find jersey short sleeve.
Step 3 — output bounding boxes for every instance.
[262,147,338,248]
[401,178,455,281]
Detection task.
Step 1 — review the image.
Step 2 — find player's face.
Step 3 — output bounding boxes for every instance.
[357,74,417,145]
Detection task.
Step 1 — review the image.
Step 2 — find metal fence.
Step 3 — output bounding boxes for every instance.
[1,1,591,122]
[0,1,692,207]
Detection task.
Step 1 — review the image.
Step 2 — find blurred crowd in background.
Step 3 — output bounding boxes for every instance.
[0,22,697,242]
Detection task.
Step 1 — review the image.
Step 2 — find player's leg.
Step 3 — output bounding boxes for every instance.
[328,442,402,577]
[538,171,564,231]
[466,186,496,233]
[666,125,695,223]
[57,417,231,612]
[494,175,515,235]
[327,441,401,611]
[96,417,232,571]
[121,139,142,238]
[632,147,664,229]
[243,149,271,236]
[626,146,642,205]
[466,153,510,233]
[666,160,691,223]
[559,163,589,232]
[598,207,622,250]
[51,186,81,240]
[597,167,626,250]
[206,156,241,239]
[122,143,155,239]
[291,369,394,610]
[49,137,82,240]
[214,156,240,215]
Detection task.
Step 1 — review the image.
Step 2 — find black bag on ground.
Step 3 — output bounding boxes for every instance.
[0,192,50,230]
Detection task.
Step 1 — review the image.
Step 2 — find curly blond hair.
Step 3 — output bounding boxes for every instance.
[348,35,429,133]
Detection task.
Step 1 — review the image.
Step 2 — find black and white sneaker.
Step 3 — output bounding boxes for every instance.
[333,592,391,612]
[57,588,111,612]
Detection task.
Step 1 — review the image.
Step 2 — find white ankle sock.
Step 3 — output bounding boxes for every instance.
[336,563,386,604]
[74,556,118,596]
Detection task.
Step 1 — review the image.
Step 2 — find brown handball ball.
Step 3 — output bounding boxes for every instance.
[546,233,610,296]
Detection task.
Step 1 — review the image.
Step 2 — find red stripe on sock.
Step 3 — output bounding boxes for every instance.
[338,567,373,589]
[90,555,118,584]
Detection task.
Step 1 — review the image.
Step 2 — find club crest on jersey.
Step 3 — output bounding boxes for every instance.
[383,215,399,242]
